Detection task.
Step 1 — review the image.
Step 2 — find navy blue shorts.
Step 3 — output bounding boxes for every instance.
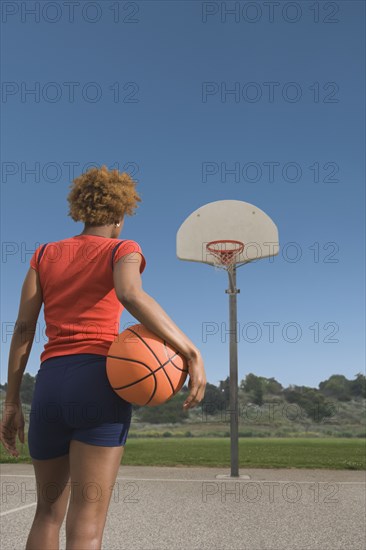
[28,353,132,460]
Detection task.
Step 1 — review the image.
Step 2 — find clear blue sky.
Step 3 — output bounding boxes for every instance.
[1,1,365,388]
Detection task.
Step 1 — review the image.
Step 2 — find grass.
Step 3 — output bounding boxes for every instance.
[1,436,365,469]
[122,438,366,469]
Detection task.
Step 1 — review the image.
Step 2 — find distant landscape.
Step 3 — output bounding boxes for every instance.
[1,372,365,468]
[1,371,365,439]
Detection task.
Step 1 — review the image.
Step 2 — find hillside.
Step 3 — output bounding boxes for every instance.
[1,372,365,438]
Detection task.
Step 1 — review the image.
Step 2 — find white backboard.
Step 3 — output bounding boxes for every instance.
[176,200,279,267]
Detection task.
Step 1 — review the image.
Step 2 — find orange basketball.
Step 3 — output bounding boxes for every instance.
[106,324,188,407]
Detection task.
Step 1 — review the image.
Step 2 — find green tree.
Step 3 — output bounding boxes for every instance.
[241,373,264,405]
[202,382,226,415]
[349,373,366,398]
[263,377,283,395]
[253,384,264,406]
[218,377,230,402]
[0,374,36,404]
[137,393,189,424]
[284,386,335,423]
[20,373,35,404]
[241,373,261,393]
[319,375,352,401]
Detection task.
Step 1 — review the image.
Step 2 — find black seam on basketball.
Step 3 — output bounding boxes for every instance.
[107,354,186,390]
[163,340,187,372]
[161,363,174,393]
[126,328,164,367]
[109,353,157,406]
[107,354,156,389]
[107,355,174,389]
[167,357,187,372]
[145,377,157,405]
[107,355,151,367]
[161,342,182,392]
[166,352,187,394]
[108,355,157,406]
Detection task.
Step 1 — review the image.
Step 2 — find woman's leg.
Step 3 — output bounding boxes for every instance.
[25,453,71,550]
[65,439,125,550]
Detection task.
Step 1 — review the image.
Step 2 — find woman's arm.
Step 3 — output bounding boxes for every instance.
[0,267,39,456]
[5,267,43,403]
[113,253,206,409]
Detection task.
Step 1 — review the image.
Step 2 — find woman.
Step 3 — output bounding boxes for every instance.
[0,165,206,550]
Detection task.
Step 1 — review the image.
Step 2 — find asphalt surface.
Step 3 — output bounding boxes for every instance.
[1,464,365,549]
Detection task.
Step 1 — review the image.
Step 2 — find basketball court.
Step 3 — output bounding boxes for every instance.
[1,3,364,548]
[2,199,364,550]
[1,463,365,549]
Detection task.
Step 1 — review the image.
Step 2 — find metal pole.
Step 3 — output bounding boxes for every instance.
[226,266,239,477]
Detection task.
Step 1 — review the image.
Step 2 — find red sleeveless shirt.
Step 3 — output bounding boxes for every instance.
[30,235,146,363]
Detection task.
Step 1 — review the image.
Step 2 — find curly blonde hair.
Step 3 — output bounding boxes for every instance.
[67,165,141,226]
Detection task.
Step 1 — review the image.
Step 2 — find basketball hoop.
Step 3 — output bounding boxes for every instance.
[177,200,279,478]
[206,240,244,271]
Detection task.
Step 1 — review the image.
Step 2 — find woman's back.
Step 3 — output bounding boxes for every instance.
[30,234,146,363]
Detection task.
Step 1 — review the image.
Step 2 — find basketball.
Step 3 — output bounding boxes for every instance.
[106,324,189,407]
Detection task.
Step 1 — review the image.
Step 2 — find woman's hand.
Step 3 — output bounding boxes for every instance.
[0,400,25,458]
[183,352,206,410]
